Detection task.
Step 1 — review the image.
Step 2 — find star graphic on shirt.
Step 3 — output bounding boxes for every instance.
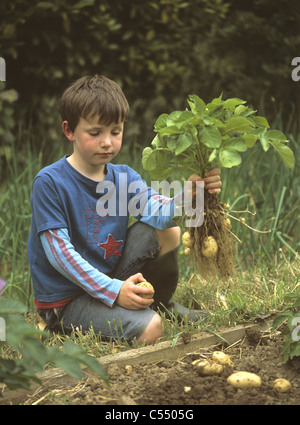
[99,234,123,259]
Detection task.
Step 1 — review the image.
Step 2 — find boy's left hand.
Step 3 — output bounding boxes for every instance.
[188,168,222,194]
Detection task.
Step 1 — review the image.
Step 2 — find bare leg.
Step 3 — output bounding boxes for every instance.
[155,226,180,257]
[137,312,163,345]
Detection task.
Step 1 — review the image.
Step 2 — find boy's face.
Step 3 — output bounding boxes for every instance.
[63,116,123,172]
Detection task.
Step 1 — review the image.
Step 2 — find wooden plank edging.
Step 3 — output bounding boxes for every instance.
[0,321,269,404]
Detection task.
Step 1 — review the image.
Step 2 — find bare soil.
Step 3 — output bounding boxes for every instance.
[14,330,300,406]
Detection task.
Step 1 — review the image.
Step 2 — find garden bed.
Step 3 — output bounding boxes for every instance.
[1,321,299,405]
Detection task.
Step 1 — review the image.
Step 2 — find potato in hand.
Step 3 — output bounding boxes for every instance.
[135,281,155,299]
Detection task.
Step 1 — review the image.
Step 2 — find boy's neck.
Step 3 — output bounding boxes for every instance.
[66,154,107,182]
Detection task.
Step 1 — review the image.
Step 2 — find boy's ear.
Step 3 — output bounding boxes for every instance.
[62,121,75,141]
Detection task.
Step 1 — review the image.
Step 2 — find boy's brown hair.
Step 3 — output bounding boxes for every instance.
[60,74,130,132]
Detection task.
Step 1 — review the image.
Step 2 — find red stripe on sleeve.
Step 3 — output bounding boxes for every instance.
[51,229,117,301]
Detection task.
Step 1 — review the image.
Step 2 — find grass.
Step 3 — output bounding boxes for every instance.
[177,254,300,323]
[0,105,299,362]
[22,255,298,360]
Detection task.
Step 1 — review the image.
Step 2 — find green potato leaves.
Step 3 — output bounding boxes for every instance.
[142,94,295,178]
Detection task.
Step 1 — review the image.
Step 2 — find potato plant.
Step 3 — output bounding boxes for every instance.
[142,94,295,278]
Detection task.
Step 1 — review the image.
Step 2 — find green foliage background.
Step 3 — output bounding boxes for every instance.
[0,1,299,385]
[0,0,299,159]
[0,0,299,275]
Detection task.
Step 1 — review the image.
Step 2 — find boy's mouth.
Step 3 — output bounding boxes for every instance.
[96,153,112,157]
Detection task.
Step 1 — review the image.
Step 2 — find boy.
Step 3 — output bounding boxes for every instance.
[27,75,222,345]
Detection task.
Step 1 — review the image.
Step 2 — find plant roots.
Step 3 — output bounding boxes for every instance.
[187,190,236,280]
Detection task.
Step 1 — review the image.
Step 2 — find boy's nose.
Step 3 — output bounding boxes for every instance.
[100,134,112,147]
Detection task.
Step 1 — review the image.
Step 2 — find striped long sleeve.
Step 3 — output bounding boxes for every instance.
[40,228,124,307]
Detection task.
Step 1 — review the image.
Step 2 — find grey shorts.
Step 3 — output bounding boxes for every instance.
[38,221,160,343]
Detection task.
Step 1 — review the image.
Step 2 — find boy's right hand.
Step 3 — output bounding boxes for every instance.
[116,273,154,310]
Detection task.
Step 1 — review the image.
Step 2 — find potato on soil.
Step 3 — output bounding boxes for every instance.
[273,378,291,393]
[136,282,154,299]
[124,365,133,373]
[182,231,193,247]
[201,236,218,258]
[227,371,262,389]
[211,351,234,366]
[192,359,223,376]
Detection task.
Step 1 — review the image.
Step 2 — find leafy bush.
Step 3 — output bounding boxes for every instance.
[1,0,299,153]
[142,94,294,181]
[0,297,109,392]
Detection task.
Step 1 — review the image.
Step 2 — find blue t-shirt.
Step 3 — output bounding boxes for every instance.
[27,156,177,304]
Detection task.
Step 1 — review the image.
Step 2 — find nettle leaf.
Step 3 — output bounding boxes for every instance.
[198,126,222,148]
[269,140,295,169]
[224,116,254,133]
[219,149,242,168]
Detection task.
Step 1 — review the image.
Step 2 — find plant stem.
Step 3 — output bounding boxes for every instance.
[196,143,208,177]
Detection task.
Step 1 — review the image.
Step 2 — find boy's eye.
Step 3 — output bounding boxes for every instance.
[88,130,121,137]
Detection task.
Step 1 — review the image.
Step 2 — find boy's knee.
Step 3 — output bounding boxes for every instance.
[156,226,181,256]
[147,313,164,343]
[137,313,163,345]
